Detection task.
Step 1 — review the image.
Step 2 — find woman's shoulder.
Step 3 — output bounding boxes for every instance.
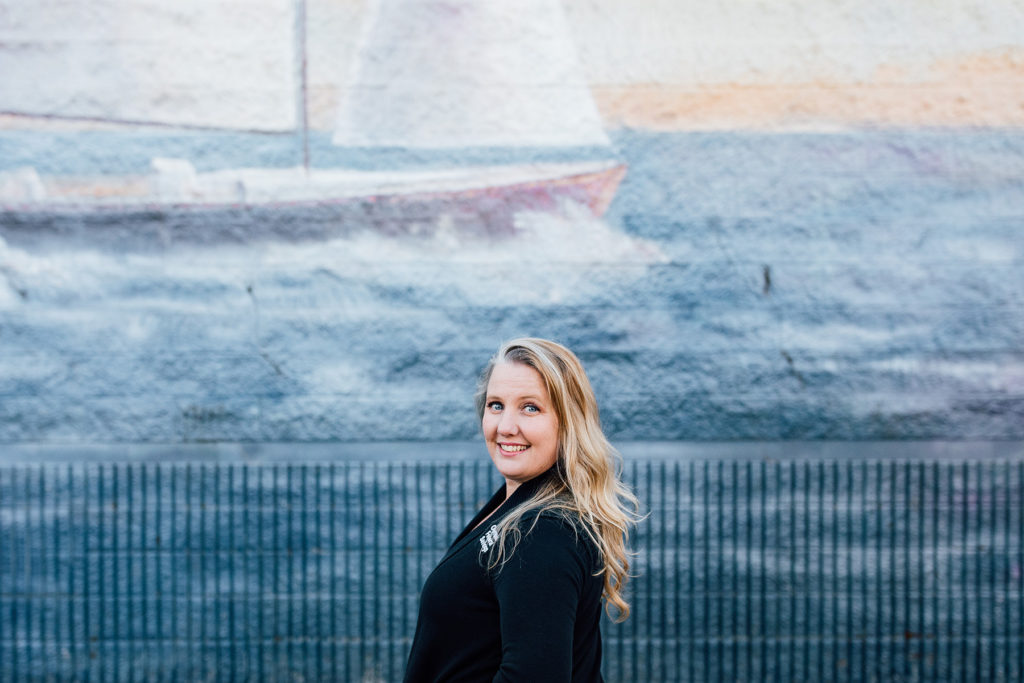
[526,506,582,529]
[517,507,600,565]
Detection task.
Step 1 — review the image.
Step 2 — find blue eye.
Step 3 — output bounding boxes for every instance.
[487,401,503,412]
[523,404,539,414]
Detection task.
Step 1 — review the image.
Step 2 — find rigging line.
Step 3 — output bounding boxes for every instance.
[0,110,295,136]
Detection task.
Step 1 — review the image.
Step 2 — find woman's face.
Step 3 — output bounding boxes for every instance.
[482,361,560,497]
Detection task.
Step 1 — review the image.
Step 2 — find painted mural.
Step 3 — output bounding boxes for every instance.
[1,4,1023,681]
[0,0,1022,441]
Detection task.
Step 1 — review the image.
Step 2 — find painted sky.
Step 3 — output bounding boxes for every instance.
[572,0,1024,129]
[1,0,1022,132]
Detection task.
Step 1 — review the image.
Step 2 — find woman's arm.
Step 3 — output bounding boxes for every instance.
[491,516,590,682]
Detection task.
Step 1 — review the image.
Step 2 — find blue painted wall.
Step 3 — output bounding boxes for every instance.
[2,4,1022,681]
[1,129,1022,442]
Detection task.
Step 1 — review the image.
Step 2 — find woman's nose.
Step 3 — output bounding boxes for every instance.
[497,412,519,435]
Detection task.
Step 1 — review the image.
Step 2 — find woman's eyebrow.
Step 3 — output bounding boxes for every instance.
[486,394,545,402]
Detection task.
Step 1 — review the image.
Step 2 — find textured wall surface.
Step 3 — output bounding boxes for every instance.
[2,2,1024,446]
[0,0,297,131]
[4,1,1022,131]
[0,3,1023,681]
[1,2,1022,443]
[1,128,1023,442]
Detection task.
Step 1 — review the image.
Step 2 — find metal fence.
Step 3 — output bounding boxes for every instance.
[1,443,1022,681]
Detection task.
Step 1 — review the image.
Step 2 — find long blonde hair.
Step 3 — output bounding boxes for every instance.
[474,337,641,621]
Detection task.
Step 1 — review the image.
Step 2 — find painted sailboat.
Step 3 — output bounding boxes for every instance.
[0,0,625,244]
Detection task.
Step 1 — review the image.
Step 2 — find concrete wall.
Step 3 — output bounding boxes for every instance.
[0,0,1022,443]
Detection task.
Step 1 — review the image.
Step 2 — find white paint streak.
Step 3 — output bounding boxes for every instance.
[0,207,664,310]
[568,0,1024,84]
[0,0,296,130]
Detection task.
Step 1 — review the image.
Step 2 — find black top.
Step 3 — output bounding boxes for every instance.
[404,469,605,683]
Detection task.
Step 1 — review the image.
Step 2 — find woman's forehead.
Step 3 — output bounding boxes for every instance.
[486,361,549,397]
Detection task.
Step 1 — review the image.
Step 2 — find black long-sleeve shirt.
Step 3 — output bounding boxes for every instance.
[404,469,604,683]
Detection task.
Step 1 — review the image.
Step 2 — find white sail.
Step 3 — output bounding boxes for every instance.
[333,0,610,149]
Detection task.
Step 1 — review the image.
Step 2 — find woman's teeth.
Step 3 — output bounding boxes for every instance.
[501,444,528,452]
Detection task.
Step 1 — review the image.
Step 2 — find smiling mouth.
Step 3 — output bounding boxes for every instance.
[498,443,529,454]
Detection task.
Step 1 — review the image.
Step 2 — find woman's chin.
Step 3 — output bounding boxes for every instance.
[494,460,523,477]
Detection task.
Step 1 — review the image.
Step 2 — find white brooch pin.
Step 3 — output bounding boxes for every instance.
[479,524,499,553]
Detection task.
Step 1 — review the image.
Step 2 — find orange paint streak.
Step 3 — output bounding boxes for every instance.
[594,48,1024,130]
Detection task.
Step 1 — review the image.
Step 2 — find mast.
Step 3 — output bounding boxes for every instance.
[295,0,311,170]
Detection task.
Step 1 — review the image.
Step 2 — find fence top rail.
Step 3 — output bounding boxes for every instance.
[1,440,1021,465]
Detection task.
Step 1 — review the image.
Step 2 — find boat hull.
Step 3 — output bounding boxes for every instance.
[0,162,627,250]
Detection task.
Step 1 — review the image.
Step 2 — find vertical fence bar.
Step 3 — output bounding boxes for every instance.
[10,466,15,683]
[58,466,70,682]
[958,459,967,677]
[16,466,25,682]
[283,464,293,680]
[329,463,338,683]
[346,463,356,683]
[98,463,109,682]
[299,465,309,683]
[155,465,165,682]
[1016,462,1024,682]
[400,462,409,675]
[1,467,6,683]
[657,459,667,679]
[686,457,694,683]
[756,458,765,682]
[15,467,23,683]
[33,467,43,682]
[313,464,322,683]
[673,461,682,680]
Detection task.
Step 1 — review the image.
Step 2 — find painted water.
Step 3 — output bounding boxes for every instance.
[1,129,1021,442]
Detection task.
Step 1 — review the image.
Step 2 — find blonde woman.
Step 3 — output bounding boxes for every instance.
[404,338,640,682]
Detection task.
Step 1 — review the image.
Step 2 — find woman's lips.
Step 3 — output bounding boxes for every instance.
[498,443,529,456]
